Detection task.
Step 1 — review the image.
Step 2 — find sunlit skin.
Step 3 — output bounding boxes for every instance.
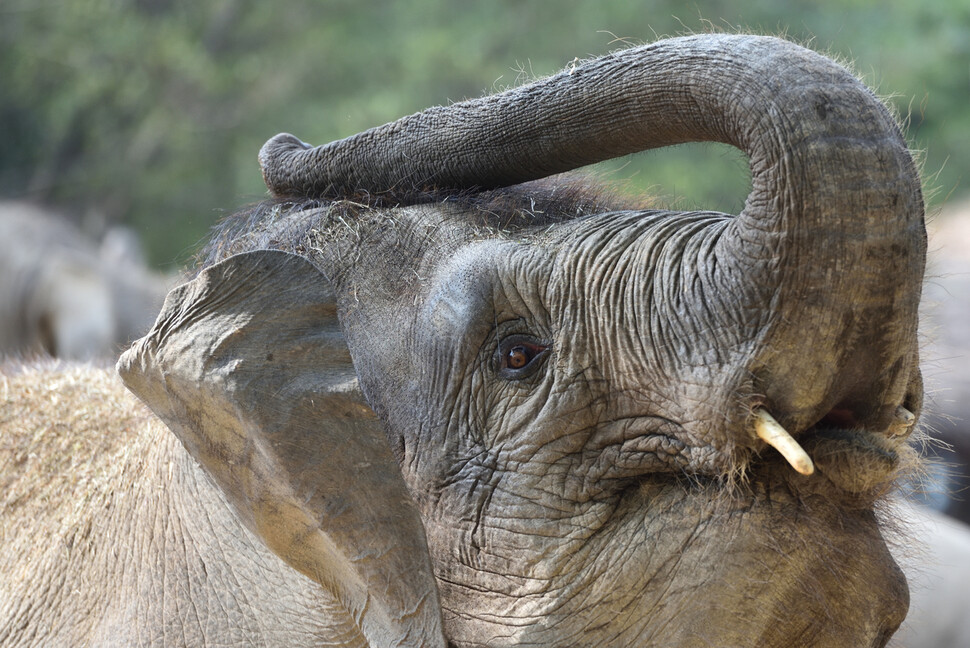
[2,34,925,648]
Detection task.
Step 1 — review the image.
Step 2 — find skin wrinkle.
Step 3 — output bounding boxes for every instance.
[164,36,922,640]
[549,211,750,475]
[205,196,905,646]
[550,490,697,642]
[623,516,708,642]
[172,476,265,643]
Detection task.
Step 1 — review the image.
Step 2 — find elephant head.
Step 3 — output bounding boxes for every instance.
[119,34,925,647]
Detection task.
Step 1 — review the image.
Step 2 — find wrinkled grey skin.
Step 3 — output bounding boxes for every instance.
[3,35,927,647]
[0,201,174,360]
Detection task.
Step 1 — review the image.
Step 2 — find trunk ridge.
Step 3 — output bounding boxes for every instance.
[260,33,925,434]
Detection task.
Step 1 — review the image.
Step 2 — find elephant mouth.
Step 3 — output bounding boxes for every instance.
[750,404,918,500]
[598,399,917,503]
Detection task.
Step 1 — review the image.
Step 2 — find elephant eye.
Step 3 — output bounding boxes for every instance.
[507,346,533,369]
[496,335,550,380]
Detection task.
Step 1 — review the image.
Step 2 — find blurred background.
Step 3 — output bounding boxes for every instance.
[2,0,967,268]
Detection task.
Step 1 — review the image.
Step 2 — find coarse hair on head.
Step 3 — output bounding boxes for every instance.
[198,174,653,271]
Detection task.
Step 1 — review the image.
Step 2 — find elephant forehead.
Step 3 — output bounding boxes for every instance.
[421,239,552,336]
[422,244,493,335]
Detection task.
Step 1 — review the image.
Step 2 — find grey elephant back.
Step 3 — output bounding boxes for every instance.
[890,502,970,648]
[920,203,970,522]
[0,201,173,360]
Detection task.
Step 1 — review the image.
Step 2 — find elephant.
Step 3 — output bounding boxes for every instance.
[884,206,970,648]
[1,34,928,647]
[0,201,174,361]
[890,501,970,648]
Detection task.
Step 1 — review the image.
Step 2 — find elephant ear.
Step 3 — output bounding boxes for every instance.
[117,250,445,648]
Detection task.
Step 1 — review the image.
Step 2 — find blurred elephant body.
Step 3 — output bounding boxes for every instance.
[919,204,970,523]
[0,35,930,647]
[0,202,173,360]
[0,362,371,647]
[891,502,970,648]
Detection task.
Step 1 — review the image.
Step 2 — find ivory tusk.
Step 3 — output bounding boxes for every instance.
[753,408,815,476]
[889,406,916,437]
[894,406,915,426]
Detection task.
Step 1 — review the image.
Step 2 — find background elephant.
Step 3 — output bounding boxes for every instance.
[890,501,970,648]
[882,201,970,648]
[918,202,970,522]
[0,201,174,361]
[1,360,379,647]
[2,34,928,647]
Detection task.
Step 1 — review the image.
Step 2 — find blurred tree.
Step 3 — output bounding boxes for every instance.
[0,0,965,266]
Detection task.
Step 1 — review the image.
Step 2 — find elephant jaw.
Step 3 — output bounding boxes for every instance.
[429,464,910,648]
[421,392,916,647]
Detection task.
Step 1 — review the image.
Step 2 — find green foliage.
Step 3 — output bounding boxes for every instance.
[1,0,966,266]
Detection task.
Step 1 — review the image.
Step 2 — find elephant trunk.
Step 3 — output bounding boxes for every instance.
[260,34,925,436]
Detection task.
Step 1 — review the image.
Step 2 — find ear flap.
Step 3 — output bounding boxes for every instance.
[118,250,445,648]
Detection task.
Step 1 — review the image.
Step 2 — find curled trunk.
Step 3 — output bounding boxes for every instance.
[260,34,924,447]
